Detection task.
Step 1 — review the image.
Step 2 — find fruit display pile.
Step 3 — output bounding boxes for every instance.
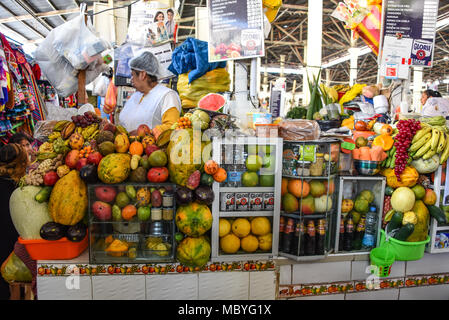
[11,108,243,267]
[219,217,273,254]
[281,179,335,215]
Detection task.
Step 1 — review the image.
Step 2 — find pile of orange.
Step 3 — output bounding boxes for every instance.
[176,116,192,130]
[79,145,93,158]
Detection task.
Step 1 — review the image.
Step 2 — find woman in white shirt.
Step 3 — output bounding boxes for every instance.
[421,90,449,118]
[119,51,181,139]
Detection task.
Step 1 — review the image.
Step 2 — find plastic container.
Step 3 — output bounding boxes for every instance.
[370,247,395,277]
[379,229,430,261]
[353,160,381,175]
[255,123,279,137]
[18,235,88,260]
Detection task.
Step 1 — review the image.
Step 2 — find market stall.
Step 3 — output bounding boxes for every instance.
[3,0,449,301]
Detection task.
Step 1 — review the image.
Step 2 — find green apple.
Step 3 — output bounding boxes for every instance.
[137,206,151,221]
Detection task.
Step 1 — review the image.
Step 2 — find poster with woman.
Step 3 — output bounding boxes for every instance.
[127,1,177,47]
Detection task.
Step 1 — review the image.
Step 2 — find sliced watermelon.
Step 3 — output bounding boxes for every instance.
[197,93,226,112]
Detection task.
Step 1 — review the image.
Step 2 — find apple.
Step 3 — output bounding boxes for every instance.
[65,150,80,169]
[76,158,88,171]
[95,186,117,203]
[145,144,159,156]
[92,201,111,221]
[137,124,151,138]
[43,171,59,186]
[87,152,103,166]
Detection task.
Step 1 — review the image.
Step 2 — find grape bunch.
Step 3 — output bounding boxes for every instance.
[71,112,101,128]
[394,119,421,179]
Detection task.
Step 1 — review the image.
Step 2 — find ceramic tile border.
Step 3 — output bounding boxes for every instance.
[279,273,449,298]
[37,260,276,276]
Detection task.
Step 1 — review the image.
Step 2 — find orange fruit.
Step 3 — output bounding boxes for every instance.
[122,205,137,221]
[281,178,288,196]
[129,141,144,156]
[213,167,227,183]
[287,179,310,198]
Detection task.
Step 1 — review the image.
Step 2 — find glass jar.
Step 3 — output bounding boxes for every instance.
[162,192,174,207]
[162,207,174,221]
[310,153,324,176]
[151,207,162,221]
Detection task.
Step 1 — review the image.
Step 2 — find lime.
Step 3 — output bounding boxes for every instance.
[242,171,259,187]
[115,192,130,208]
[246,145,258,155]
[175,232,184,242]
[246,155,263,172]
[137,206,151,221]
[259,175,275,187]
[258,145,273,156]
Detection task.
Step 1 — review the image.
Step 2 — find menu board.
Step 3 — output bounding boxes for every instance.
[208,0,265,62]
[381,0,439,68]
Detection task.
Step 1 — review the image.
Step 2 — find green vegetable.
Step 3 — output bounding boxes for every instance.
[35,186,53,203]
[428,205,447,225]
[385,186,394,196]
[306,69,322,120]
[386,211,403,234]
[286,106,307,119]
[394,223,415,241]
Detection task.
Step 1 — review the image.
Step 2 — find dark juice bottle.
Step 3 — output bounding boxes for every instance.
[343,214,354,251]
[339,217,345,252]
[279,216,285,252]
[353,216,366,250]
[290,221,300,256]
[282,218,294,253]
[299,221,305,256]
[305,220,316,256]
[316,219,326,255]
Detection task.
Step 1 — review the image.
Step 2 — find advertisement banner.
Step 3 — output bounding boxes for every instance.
[207,0,265,62]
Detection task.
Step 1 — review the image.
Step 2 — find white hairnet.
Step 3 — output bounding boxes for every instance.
[128,51,161,78]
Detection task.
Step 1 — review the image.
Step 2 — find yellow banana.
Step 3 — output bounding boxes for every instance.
[412,127,432,144]
[409,132,432,152]
[437,130,447,153]
[423,147,437,160]
[440,133,449,164]
[430,128,441,151]
[414,140,432,159]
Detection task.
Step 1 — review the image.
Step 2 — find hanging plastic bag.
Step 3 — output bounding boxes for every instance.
[177,68,230,109]
[1,252,32,283]
[104,79,118,114]
[92,74,110,97]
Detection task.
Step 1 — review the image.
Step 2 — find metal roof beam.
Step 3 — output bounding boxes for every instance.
[0,7,92,24]
[12,0,54,31]
[43,0,67,23]
[0,2,46,38]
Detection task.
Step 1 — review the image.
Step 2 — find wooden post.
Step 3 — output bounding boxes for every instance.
[77,13,88,106]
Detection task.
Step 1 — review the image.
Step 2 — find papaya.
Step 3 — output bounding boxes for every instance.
[48,170,88,226]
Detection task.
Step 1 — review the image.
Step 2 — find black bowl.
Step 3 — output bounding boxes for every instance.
[316,120,341,131]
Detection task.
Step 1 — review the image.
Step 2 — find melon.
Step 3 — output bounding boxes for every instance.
[176,236,211,268]
[391,187,415,213]
[10,186,53,239]
[197,93,226,112]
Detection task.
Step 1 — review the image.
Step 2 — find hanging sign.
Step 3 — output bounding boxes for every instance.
[379,36,413,79]
[207,0,265,62]
[381,0,439,68]
[269,81,285,118]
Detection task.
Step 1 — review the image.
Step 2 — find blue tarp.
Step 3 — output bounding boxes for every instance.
[168,37,226,84]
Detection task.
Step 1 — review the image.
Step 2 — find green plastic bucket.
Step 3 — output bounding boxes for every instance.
[370,247,395,277]
[379,229,430,261]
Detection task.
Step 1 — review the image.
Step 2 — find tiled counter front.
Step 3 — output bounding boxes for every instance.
[37,251,277,300]
[278,253,449,300]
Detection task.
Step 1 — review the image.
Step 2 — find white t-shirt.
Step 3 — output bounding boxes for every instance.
[119,84,181,132]
[422,97,449,118]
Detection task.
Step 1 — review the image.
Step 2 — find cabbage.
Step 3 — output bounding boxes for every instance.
[10,186,53,239]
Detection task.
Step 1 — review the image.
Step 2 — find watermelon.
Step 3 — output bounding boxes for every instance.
[197,93,226,112]
[175,201,212,237]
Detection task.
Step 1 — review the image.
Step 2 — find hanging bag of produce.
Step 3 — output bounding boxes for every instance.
[104,79,117,114]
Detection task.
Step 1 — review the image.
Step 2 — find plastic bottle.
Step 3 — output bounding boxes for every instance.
[305,220,316,256]
[279,216,286,252]
[343,213,354,251]
[362,205,378,250]
[299,221,305,256]
[353,216,366,250]
[290,221,300,256]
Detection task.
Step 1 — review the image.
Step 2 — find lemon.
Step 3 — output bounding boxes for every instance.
[241,235,259,253]
[219,218,231,237]
[251,217,271,236]
[258,233,272,251]
[220,234,240,254]
[231,218,251,238]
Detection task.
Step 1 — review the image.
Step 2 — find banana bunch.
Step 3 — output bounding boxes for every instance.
[47,131,61,142]
[38,142,54,153]
[410,124,449,164]
[81,124,99,141]
[53,120,71,132]
[420,116,446,126]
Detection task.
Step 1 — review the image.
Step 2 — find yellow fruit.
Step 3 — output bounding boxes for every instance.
[250,217,271,236]
[258,233,272,251]
[219,218,231,237]
[220,234,240,254]
[241,235,259,253]
[231,218,251,238]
